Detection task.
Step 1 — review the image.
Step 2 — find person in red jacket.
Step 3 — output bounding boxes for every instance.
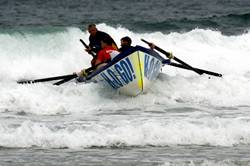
[94,37,119,68]
[77,37,119,78]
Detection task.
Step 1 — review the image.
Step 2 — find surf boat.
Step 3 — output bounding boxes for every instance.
[17,39,222,96]
[86,46,166,96]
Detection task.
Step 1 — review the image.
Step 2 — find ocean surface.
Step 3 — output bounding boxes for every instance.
[1,0,250,165]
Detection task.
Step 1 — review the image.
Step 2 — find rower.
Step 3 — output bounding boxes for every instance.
[77,38,119,79]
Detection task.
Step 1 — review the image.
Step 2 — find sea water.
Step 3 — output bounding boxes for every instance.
[1,0,250,165]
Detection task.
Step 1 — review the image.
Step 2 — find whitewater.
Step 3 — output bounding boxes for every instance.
[1,24,250,165]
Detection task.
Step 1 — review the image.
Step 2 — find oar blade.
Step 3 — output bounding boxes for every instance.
[17,74,77,84]
[17,79,34,84]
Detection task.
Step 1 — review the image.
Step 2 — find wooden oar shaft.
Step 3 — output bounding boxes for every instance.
[53,74,77,85]
[52,65,95,86]
[169,62,222,77]
[141,39,203,75]
[80,39,96,58]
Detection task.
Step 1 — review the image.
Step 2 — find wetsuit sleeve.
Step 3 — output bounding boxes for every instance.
[89,36,101,54]
[88,31,118,54]
[99,31,118,50]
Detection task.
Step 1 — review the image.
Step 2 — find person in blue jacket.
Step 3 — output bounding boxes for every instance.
[118,36,133,53]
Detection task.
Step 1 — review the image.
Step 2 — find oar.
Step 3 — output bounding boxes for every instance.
[53,39,97,86]
[79,39,96,58]
[52,39,98,86]
[168,62,222,77]
[17,74,77,84]
[141,39,203,75]
[52,39,96,86]
[53,74,77,85]
[52,66,96,85]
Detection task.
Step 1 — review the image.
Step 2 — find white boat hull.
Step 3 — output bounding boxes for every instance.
[88,46,164,96]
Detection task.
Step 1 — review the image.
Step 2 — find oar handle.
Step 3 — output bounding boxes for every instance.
[141,39,172,57]
[80,39,96,58]
[141,39,203,75]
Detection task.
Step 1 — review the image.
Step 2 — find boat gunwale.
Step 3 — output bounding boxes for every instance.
[86,45,165,80]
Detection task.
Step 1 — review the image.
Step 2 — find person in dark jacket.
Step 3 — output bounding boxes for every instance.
[85,24,118,55]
